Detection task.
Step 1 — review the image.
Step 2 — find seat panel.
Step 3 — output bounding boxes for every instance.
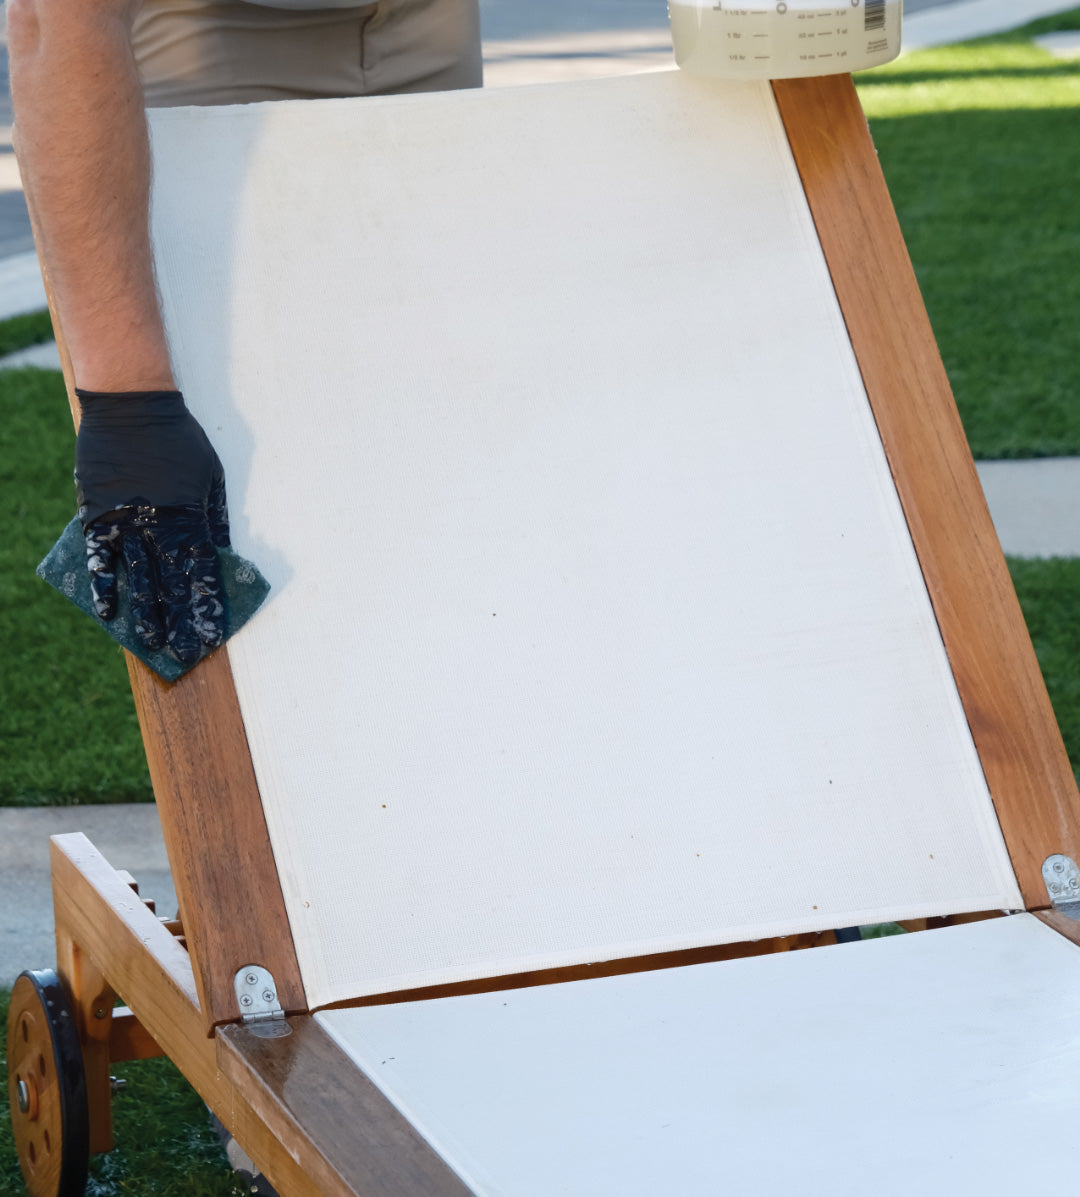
[317,915,1080,1195]
[147,71,1020,1005]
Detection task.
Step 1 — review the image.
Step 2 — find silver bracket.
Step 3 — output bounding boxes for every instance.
[1043,855,1080,920]
[234,965,291,1038]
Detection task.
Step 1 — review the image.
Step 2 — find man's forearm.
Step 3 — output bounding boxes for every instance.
[8,0,175,391]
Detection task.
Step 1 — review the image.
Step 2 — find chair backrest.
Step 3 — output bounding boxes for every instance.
[136,70,1078,1015]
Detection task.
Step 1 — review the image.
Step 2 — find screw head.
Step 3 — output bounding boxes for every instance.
[240,994,253,1007]
[262,990,275,1004]
[16,1079,30,1115]
[93,1007,108,1020]
[1054,860,1066,873]
[245,972,259,986]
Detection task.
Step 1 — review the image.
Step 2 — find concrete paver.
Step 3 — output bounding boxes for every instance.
[976,459,1080,558]
[902,0,1080,51]
[0,805,177,985]
[0,248,45,320]
[0,3,29,261]
[1036,30,1080,57]
[0,336,59,369]
[483,28,672,88]
[0,186,32,258]
[0,142,32,262]
[479,0,666,40]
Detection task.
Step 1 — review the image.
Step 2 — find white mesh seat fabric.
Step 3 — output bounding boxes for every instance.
[316,915,1080,1195]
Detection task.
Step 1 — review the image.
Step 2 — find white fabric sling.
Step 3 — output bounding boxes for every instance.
[148,71,1021,1007]
[316,915,1080,1194]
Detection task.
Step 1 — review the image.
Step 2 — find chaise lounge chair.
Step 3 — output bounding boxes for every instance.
[9,66,1080,1195]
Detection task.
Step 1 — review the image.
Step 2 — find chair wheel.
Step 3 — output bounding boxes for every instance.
[7,969,90,1197]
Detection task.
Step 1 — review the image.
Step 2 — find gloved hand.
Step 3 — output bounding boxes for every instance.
[74,388,230,667]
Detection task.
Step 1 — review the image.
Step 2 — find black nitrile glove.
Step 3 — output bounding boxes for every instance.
[74,388,230,667]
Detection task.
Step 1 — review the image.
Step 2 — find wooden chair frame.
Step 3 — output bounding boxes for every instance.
[25,74,1080,1195]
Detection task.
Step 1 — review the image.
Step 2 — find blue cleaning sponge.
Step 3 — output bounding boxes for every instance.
[38,517,270,682]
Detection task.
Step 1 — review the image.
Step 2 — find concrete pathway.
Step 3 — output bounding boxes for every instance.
[0,248,45,321]
[903,0,1080,51]
[0,805,177,985]
[1036,30,1080,57]
[0,334,58,369]
[0,5,34,261]
[2,0,1079,987]
[976,460,1080,558]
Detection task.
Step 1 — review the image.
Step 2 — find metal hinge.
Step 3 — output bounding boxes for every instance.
[1043,855,1080,920]
[234,966,291,1038]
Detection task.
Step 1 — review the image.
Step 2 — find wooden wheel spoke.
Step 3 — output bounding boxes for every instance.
[7,971,90,1197]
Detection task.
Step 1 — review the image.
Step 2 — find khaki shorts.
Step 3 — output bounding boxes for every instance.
[132,0,482,107]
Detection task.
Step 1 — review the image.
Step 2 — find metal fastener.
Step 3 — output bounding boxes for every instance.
[234,964,286,1029]
[1043,855,1080,920]
[16,1079,30,1115]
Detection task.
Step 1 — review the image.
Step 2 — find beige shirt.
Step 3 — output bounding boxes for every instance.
[240,0,374,7]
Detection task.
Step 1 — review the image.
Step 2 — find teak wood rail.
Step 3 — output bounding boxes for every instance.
[773,75,1080,907]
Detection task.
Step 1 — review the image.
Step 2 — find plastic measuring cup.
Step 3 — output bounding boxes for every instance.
[668,1,902,79]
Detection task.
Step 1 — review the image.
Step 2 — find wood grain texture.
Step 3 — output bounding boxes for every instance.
[126,652,307,1026]
[1034,909,1080,948]
[108,1010,165,1064]
[6,975,67,1197]
[25,189,306,1029]
[772,75,1080,909]
[218,1020,473,1197]
[48,834,413,1196]
[50,835,209,1082]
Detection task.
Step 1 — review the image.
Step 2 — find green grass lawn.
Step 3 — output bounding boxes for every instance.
[0,367,152,805]
[0,986,242,1196]
[857,10,1080,457]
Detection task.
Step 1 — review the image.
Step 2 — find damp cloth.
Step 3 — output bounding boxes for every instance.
[38,517,270,682]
